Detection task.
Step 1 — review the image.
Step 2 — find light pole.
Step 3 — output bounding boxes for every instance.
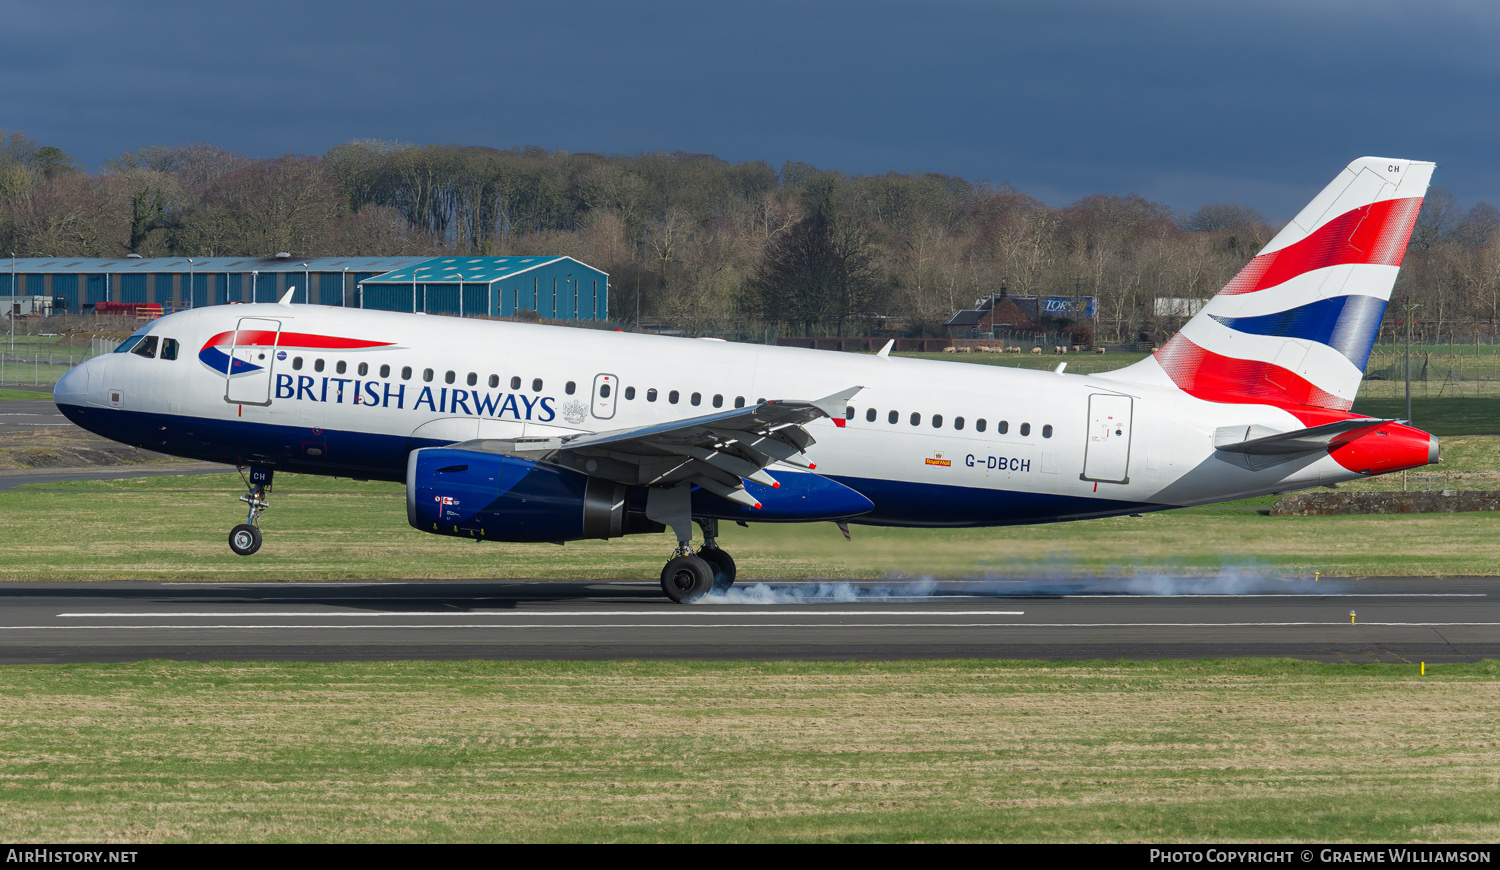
[9,253,15,362]
[301,263,309,304]
[455,273,464,318]
[251,270,259,304]
[342,267,348,307]
[187,259,194,309]
[1404,297,1418,423]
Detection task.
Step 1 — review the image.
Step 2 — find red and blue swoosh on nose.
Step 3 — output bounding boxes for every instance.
[199,331,396,374]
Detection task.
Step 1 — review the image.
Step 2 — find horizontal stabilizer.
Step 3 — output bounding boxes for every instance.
[1214,418,1393,455]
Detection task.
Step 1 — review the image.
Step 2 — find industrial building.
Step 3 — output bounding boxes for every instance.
[0,255,608,321]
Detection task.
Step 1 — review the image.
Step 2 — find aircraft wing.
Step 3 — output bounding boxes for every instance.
[1213,418,1395,455]
[452,386,862,508]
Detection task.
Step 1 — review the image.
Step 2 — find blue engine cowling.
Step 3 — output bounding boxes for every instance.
[406,447,662,543]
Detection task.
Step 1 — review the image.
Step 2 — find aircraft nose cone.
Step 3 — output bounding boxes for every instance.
[53,361,89,407]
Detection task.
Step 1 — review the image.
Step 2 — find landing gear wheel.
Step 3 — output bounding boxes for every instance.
[228,523,262,556]
[698,548,737,592]
[661,554,715,603]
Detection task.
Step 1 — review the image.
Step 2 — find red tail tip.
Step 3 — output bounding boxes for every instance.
[808,463,816,470]
[753,502,762,510]
[772,482,780,488]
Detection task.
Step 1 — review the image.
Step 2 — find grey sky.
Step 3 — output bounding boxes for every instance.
[4,0,1496,220]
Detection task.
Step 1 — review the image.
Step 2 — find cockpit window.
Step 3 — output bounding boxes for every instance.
[130,336,159,359]
[159,338,180,361]
[114,325,152,355]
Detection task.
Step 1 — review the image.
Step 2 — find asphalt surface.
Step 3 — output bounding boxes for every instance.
[1,577,1495,664]
[0,398,67,433]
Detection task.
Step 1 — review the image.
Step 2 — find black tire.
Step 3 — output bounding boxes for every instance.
[228,524,262,556]
[698,548,737,592]
[660,554,714,603]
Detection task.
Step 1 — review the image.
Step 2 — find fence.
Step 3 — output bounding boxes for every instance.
[1358,348,1500,400]
[0,335,118,388]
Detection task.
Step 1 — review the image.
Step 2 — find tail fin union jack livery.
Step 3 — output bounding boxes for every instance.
[54,157,1440,602]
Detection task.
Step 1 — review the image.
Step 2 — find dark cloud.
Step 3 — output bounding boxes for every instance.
[3,0,1497,218]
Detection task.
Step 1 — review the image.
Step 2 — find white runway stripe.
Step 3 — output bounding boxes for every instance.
[58,610,1027,618]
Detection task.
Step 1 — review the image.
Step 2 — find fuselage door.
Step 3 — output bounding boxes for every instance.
[591,373,618,420]
[224,317,282,406]
[1081,393,1133,484]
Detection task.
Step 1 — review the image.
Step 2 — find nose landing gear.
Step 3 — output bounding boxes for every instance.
[229,466,272,556]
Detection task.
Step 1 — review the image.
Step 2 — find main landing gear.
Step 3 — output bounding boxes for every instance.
[228,466,272,556]
[659,517,738,604]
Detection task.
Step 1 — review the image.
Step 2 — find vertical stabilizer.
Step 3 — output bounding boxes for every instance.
[1106,157,1433,412]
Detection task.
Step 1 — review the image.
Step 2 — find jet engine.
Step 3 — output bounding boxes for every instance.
[405,447,662,543]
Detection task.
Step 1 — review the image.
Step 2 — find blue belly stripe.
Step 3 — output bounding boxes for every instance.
[54,403,1161,528]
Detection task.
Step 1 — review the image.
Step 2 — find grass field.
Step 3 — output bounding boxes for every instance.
[4,470,1500,581]
[0,658,1495,843]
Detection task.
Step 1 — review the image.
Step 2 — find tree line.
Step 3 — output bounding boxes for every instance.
[3,128,1497,342]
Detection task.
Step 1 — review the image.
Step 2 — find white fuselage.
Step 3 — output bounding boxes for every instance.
[54,304,1387,527]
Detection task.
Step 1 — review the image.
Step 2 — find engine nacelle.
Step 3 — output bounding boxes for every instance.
[406,447,662,543]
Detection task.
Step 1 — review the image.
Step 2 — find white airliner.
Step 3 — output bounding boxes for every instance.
[54,157,1439,602]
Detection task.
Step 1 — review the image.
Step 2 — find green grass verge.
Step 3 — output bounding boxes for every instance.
[1350,398,1500,435]
[0,388,50,401]
[5,472,1500,581]
[1,658,1496,843]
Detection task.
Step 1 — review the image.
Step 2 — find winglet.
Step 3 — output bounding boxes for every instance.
[811,386,863,419]
[876,340,894,359]
[279,286,297,305]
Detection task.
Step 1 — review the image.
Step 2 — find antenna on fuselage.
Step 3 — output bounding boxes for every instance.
[278,286,297,305]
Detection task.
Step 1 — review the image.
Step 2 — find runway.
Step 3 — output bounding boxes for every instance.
[0,399,68,433]
[1,577,1495,663]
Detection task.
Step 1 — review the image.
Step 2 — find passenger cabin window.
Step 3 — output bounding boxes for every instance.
[292,356,304,371]
[466,372,477,386]
[315,359,325,372]
[690,392,701,406]
[402,366,412,380]
[488,375,499,388]
[444,370,455,384]
[888,410,898,424]
[669,390,680,404]
[845,406,855,420]
[647,388,658,402]
[510,376,521,390]
[997,420,1008,434]
[933,414,944,428]
[734,396,744,408]
[954,416,964,430]
[600,384,612,398]
[910,412,921,426]
[359,362,369,376]
[866,408,876,422]
[1042,424,1053,438]
[423,368,434,382]
[380,364,390,378]
[566,381,576,395]
[713,394,723,408]
[976,419,987,432]
[130,336,159,358]
[336,360,347,374]
[625,387,636,400]
[1020,423,1031,436]
[531,378,543,392]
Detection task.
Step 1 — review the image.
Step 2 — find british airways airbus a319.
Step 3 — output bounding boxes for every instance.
[54,157,1440,602]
